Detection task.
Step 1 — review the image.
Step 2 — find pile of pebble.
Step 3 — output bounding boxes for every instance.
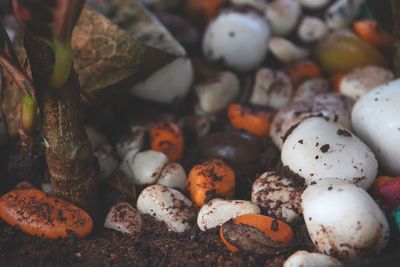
[1,0,400,266]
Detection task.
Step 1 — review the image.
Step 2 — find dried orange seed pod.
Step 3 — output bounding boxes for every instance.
[220,214,293,254]
[227,104,272,137]
[0,188,93,239]
[150,122,184,162]
[353,20,393,49]
[188,159,235,207]
[283,60,322,88]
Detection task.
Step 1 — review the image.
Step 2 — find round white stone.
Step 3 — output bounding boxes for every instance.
[352,79,400,175]
[203,11,270,72]
[282,117,378,189]
[302,179,389,260]
[197,199,260,231]
[137,184,195,233]
[130,57,193,104]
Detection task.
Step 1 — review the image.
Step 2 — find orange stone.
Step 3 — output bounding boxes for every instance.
[0,188,93,239]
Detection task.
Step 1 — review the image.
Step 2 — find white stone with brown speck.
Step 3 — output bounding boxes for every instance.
[282,117,378,190]
[284,250,342,267]
[252,171,303,222]
[340,66,393,101]
[203,11,270,71]
[131,150,169,185]
[265,0,302,36]
[137,185,196,233]
[352,79,400,176]
[249,68,293,109]
[156,163,187,190]
[104,202,142,235]
[197,199,260,231]
[302,179,389,260]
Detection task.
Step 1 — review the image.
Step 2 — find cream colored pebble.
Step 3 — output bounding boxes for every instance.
[340,65,393,101]
[297,16,328,43]
[252,171,303,222]
[197,198,260,231]
[156,163,187,190]
[268,37,309,64]
[137,185,196,233]
[250,68,293,109]
[284,251,342,267]
[104,202,142,235]
[196,71,240,113]
[265,0,302,36]
[131,150,169,185]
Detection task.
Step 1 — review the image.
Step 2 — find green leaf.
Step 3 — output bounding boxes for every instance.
[72,1,183,93]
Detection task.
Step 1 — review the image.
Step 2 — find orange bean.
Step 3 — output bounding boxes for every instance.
[227,104,271,138]
[150,122,184,162]
[185,0,226,25]
[220,214,293,253]
[0,188,93,239]
[283,60,321,88]
[234,214,293,244]
[353,20,393,49]
[330,72,347,93]
[188,159,235,207]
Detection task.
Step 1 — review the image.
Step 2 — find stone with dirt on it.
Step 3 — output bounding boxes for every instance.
[104,202,142,235]
[0,187,93,239]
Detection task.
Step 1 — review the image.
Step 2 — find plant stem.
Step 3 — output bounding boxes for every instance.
[23,34,98,216]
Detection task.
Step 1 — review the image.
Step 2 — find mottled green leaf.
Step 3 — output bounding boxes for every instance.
[73,0,184,93]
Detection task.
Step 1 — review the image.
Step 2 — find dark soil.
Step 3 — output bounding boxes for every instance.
[0,215,314,267]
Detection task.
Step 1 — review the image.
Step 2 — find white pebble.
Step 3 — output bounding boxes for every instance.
[132,150,169,185]
[157,163,187,190]
[284,250,342,267]
[197,198,260,231]
[293,78,330,102]
[297,16,328,43]
[203,11,270,71]
[252,171,303,222]
[249,68,293,109]
[271,93,351,149]
[352,79,400,175]
[269,37,309,64]
[265,0,302,36]
[104,202,142,235]
[130,57,194,104]
[325,0,365,30]
[302,179,389,260]
[119,149,141,181]
[282,117,378,189]
[196,71,240,113]
[340,65,393,101]
[137,185,196,232]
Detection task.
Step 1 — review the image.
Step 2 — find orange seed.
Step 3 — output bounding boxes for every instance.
[0,188,93,239]
[188,159,235,207]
